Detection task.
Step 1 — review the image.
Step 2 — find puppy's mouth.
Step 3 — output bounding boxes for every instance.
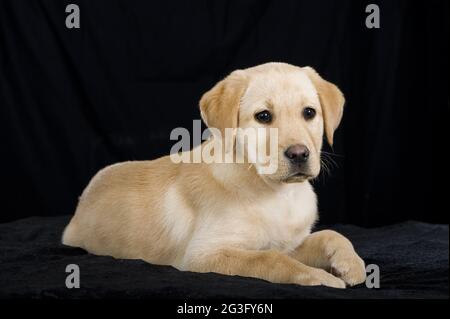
[283,171,313,183]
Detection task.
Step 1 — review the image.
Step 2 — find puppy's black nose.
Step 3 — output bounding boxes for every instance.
[284,144,310,164]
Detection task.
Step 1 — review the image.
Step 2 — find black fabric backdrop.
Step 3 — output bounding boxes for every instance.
[1,216,448,299]
[0,0,448,226]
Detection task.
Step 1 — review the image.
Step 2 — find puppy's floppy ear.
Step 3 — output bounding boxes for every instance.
[303,67,345,146]
[199,70,248,136]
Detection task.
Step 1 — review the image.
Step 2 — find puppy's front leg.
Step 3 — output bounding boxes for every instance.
[188,248,345,288]
[291,230,366,286]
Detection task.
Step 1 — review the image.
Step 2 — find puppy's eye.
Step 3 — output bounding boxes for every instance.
[255,110,272,124]
[302,107,316,120]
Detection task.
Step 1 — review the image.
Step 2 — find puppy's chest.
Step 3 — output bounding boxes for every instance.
[186,184,318,255]
[251,195,316,252]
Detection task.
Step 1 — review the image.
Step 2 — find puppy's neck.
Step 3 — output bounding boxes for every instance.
[207,160,289,196]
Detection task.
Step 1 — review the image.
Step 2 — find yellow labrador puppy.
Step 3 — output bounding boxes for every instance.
[63,62,366,288]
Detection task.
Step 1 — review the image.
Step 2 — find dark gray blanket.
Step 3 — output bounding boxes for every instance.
[0,216,448,299]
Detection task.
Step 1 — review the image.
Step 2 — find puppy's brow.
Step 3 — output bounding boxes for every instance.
[264,100,275,110]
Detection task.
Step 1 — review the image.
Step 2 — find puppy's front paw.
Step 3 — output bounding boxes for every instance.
[296,268,346,289]
[329,248,366,287]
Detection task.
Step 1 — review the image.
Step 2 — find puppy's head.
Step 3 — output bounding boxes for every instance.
[200,62,345,183]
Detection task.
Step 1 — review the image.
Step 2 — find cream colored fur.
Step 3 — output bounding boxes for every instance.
[63,63,366,288]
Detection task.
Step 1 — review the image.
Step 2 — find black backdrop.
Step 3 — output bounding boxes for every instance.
[0,0,448,226]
